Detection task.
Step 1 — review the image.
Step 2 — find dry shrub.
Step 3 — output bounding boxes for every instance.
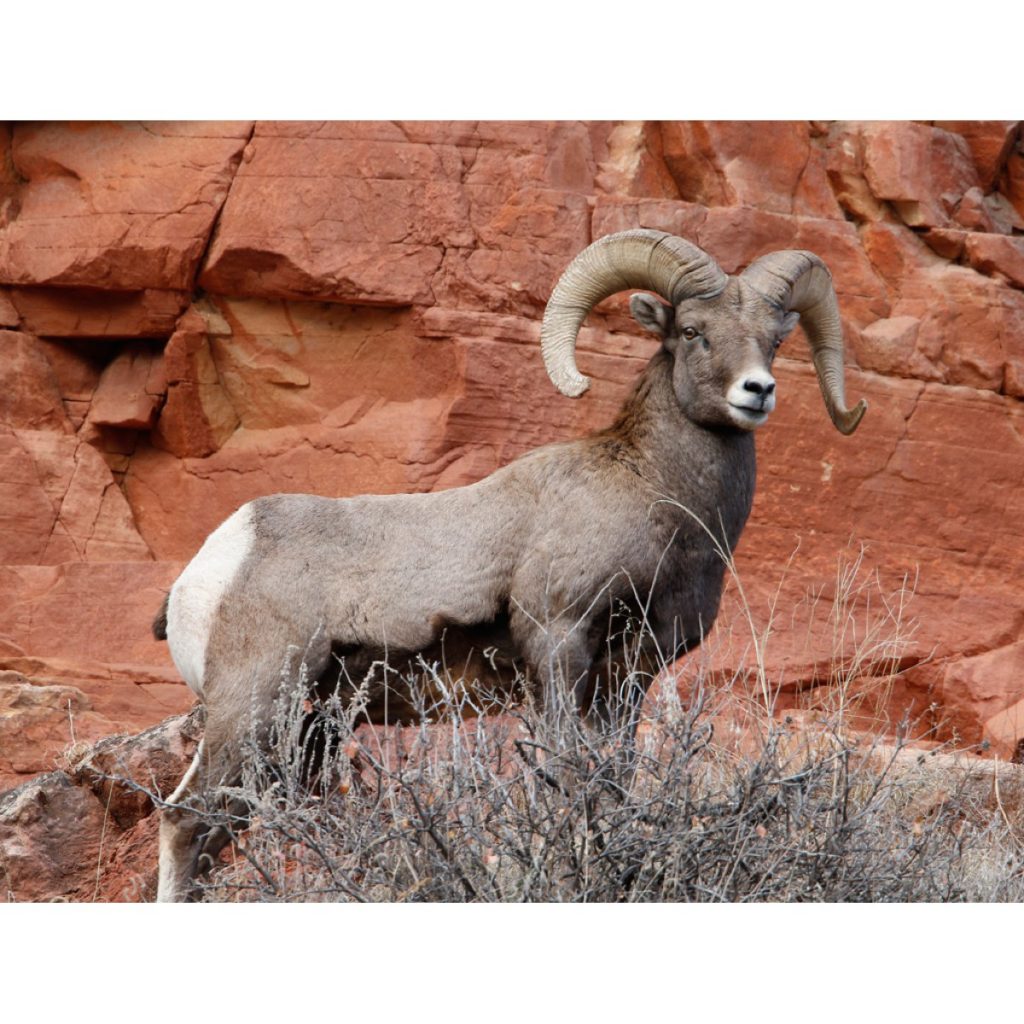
[184,676,1024,903]
[142,556,1024,903]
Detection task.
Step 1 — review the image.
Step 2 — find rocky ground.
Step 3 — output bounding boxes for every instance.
[1,120,1022,899]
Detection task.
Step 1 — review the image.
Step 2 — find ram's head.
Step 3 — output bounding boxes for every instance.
[541,230,867,435]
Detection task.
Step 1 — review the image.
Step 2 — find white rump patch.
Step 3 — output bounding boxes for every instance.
[166,503,255,697]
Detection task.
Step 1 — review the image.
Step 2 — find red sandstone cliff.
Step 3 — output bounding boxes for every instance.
[1,121,1023,897]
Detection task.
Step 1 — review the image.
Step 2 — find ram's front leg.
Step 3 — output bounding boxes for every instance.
[578,654,650,740]
[509,604,596,718]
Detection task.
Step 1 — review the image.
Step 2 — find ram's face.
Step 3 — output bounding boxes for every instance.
[631,279,799,431]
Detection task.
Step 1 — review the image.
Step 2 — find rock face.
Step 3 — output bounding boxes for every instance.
[1,121,1024,890]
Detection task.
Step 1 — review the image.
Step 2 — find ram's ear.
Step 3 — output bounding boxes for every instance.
[629,293,672,337]
[779,310,801,340]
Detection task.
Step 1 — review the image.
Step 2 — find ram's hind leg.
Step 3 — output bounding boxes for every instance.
[156,738,207,902]
[156,629,333,902]
[156,715,249,902]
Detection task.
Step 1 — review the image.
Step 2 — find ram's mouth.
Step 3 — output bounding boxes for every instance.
[728,403,771,428]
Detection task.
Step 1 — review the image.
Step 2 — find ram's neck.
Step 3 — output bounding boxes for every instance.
[597,349,757,550]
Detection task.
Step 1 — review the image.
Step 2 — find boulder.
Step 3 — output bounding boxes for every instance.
[933,120,1020,189]
[963,233,1024,290]
[151,306,239,457]
[0,427,152,563]
[200,121,599,316]
[859,121,979,228]
[0,289,18,328]
[0,773,111,901]
[0,561,181,669]
[0,710,200,901]
[8,286,188,338]
[87,342,166,430]
[0,121,252,291]
[659,121,842,218]
[0,329,73,432]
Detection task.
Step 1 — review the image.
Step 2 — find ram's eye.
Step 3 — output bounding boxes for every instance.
[681,326,699,341]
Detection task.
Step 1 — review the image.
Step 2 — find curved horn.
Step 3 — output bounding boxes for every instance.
[741,250,867,435]
[541,229,728,397]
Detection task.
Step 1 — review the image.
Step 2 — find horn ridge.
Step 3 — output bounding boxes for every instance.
[541,230,725,397]
[742,250,867,434]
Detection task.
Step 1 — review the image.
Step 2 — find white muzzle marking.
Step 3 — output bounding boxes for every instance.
[726,370,776,429]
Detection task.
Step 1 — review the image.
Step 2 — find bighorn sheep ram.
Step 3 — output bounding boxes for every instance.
[153,229,866,901]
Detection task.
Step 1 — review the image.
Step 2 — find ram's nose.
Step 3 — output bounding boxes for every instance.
[742,375,776,400]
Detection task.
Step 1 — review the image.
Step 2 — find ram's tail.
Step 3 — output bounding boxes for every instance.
[152,593,170,641]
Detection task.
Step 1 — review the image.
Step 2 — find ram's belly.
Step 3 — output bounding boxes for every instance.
[315,612,524,724]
